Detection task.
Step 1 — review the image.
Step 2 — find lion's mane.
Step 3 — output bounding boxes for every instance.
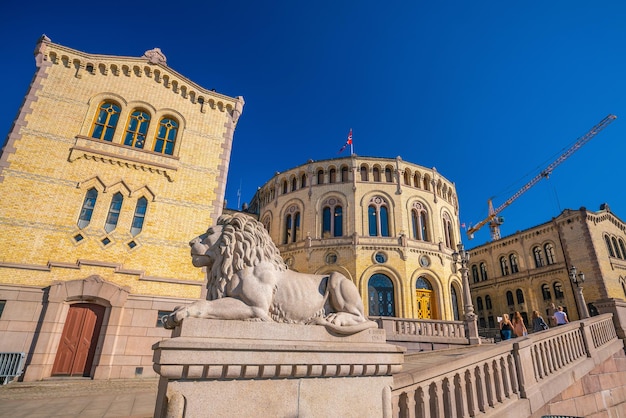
[207,213,286,300]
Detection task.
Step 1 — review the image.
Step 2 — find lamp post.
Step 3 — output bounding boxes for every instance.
[569,265,590,319]
[453,243,480,344]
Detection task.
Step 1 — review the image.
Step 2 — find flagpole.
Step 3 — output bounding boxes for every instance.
[350,128,353,155]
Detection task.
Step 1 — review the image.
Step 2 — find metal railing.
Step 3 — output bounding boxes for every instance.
[0,352,26,385]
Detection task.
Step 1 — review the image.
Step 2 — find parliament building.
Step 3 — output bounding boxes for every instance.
[0,36,243,381]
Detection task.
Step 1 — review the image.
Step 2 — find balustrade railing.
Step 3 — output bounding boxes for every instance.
[390,314,621,418]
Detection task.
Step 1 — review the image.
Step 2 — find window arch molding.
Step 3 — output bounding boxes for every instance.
[151,108,185,156]
[362,193,394,237]
[319,194,346,238]
[280,200,305,244]
[84,93,128,139]
[408,200,431,242]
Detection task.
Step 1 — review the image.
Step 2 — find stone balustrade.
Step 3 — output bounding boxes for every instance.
[390,314,622,417]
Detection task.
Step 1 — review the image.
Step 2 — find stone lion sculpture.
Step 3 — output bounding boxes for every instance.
[162,213,377,335]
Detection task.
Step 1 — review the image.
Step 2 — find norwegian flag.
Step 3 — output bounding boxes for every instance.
[338,129,353,154]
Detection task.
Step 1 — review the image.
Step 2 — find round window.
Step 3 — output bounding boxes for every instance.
[326,253,338,264]
[374,252,387,263]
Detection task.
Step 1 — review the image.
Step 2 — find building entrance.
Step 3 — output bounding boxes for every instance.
[52,303,105,377]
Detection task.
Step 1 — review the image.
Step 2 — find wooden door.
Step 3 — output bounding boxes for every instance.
[52,303,105,377]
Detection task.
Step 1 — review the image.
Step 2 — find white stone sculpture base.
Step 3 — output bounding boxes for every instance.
[152,318,405,418]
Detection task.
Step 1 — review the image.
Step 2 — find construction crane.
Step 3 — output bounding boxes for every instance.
[466,114,617,241]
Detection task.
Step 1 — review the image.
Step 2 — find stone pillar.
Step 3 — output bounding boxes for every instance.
[153,318,405,418]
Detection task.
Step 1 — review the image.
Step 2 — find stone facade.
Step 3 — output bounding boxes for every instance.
[468,205,626,329]
[248,156,464,321]
[0,37,243,380]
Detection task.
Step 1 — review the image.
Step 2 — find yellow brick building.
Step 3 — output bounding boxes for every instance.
[468,204,626,330]
[247,156,465,321]
[0,36,243,380]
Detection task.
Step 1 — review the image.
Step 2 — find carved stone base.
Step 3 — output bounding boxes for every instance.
[152,318,405,418]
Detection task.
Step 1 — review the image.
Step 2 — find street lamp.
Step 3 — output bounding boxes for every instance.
[569,265,590,319]
[452,243,475,320]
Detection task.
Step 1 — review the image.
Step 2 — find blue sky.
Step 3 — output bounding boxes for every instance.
[1,1,625,245]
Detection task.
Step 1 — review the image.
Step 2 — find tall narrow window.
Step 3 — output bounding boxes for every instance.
[360,166,368,181]
[301,173,307,187]
[620,239,626,260]
[471,265,479,283]
[480,263,488,281]
[442,213,454,248]
[500,256,509,276]
[291,177,297,191]
[329,168,337,183]
[124,109,150,149]
[317,169,324,184]
[78,188,98,229]
[104,192,123,233]
[553,282,564,299]
[451,285,459,320]
[321,199,344,238]
[541,284,551,300]
[516,289,524,304]
[91,101,120,141]
[506,291,514,306]
[411,203,430,241]
[368,196,390,237]
[373,167,381,182]
[341,166,349,182]
[385,167,393,182]
[510,254,519,273]
[544,243,556,265]
[283,206,301,244]
[476,297,483,311]
[612,237,622,259]
[605,235,615,257]
[153,117,178,155]
[131,197,148,236]
[282,180,288,194]
[533,246,544,267]
[485,295,492,310]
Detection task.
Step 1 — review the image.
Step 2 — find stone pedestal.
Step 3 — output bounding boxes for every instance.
[152,318,405,418]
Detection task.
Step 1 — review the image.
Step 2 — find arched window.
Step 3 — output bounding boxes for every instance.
[533,246,544,267]
[553,282,564,299]
[321,198,343,238]
[505,291,514,306]
[451,285,459,320]
[620,239,626,261]
[329,168,337,183]
[410,202,429,241]
[317,169,324,185]
[544,243,556,265]
[341,166,349,182]
[368,196,390,237]
[104,192,123,233]
[403,170,410,185]
[442,213,454,248]
[516,289,524,304]
[291,177,297,192]
[485,295,492,310]
[124,109,150,148]
[373,167,381,182]
[90,101,120,141]
[153,117,178,155]
[541,284,551,300]
[480,263,488,281]
[368,274,395,316]
[510,254,519,273]
[78,188,98,229]
[605,235,615,257]
[471,265,479,283]
[476,297,484,311]
[385,167,393,182]
[301,173,307,187]
[612,237,622,259]
[621,277,626,298]
[283,206,301,244]
[360,166,368,181]
[500,256,509,276]
[130,197,148,236]
[282,180,288,194]
[413,173,420,188]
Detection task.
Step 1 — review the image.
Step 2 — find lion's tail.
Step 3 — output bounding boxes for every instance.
[313,318,379,335]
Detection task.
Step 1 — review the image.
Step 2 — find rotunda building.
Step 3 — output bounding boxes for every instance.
[248,155,464,320]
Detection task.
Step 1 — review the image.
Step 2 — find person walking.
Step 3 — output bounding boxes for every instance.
[532,310,549,332]
[553,306,569,326]
[512,311,528,337]
[499,313,514,340]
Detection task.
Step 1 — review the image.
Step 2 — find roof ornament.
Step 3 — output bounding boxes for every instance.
[143,48,167,65]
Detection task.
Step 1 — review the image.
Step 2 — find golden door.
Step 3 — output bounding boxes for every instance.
[415,289,435,319]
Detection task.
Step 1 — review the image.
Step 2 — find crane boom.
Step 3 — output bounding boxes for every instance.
[467,114,617,241]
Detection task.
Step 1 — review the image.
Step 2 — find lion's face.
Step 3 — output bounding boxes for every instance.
[189,225,223,268]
